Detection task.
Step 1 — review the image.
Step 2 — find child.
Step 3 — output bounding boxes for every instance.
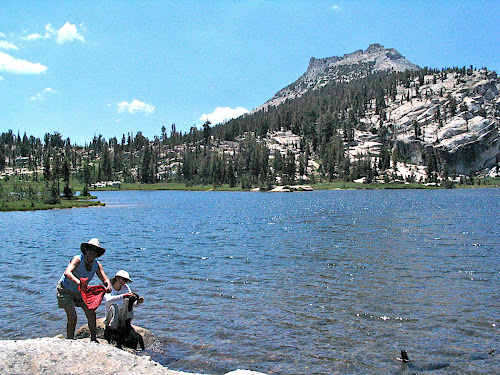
[103,270,144,337]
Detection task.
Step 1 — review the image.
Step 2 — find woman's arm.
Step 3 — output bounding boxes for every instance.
[96,261,112,292]
[64,256,82,285]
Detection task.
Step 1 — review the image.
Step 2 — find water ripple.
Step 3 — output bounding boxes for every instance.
[0,188,499,374]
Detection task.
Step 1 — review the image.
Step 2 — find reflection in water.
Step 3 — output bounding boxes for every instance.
[0,189,499,374]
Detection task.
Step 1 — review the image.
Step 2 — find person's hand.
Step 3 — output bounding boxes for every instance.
[123,292,135,299]
[137,296,145,304]
[105,281,112,293]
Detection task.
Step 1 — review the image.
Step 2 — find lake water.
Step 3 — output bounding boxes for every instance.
[1,189,499,374]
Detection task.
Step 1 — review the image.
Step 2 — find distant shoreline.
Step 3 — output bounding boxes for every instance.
[1,180,498,212]
[89,180,499,192]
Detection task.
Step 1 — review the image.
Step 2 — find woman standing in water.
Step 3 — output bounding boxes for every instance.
[56,238,112,341]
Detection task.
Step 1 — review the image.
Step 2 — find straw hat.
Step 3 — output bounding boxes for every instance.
[80,238,106,257]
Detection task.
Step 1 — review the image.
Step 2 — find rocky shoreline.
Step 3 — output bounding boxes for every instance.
[0,338,268,375]
[0,337,188,375]
[0,320,268,375]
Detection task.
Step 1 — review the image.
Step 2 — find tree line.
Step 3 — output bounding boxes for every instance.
[1,66,492,192]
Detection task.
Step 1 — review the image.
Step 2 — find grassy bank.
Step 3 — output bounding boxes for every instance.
[0,199,105,212]
[0,179,105,212]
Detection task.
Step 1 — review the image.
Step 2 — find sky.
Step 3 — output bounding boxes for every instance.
[1,0,499,145]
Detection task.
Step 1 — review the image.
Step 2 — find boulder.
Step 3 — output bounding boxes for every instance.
[75,317,156,349]
[0,337,200,375]
[0,337,270,375]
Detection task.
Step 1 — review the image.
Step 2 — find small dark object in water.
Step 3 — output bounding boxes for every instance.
[489,348,496,355]
[400,349,410,362]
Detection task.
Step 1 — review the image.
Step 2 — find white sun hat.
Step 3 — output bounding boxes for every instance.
[114,270,132,283]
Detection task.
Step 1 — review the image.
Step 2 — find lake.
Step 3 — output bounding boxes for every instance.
[1,188,499,374]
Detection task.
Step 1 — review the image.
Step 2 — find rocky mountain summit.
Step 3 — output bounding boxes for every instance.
[258,44,420,110]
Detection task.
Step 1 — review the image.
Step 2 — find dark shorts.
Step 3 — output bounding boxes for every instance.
[56,281,86,309]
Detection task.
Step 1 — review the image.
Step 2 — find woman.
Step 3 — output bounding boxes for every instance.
[56,238,111,341]
[104,270,144,334]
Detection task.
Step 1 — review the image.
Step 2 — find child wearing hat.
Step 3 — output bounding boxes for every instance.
[104,270,144,335]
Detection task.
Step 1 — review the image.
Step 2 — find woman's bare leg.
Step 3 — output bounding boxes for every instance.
[64,305,77,339]
[84,307,97,341]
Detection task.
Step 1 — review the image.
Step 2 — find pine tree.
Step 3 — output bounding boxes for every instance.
[101,146,112,181]
[140,147,154,183]
[62,158,73,199]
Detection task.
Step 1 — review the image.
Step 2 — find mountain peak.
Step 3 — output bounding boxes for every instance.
[258,44,420,111]
[365,43,385,53]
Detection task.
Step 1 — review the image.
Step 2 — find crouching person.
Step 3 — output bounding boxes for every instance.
[104,270,145,349]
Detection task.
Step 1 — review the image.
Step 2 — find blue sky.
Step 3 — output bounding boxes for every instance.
[1,0,499,145]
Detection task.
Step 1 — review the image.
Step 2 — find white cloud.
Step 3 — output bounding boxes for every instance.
[30,87,58,101]
[45,23,56,34]
[0,41,19,50]
[0,75,4,80]
[25,24,54,41]
[0,51,47,74]
[117,99,156,114]
[26,32,50,41]
[0,33,5,38]
[24,22,85,44]
[200,106,249,125]
[57,22,85,44]
[331,5,341,11]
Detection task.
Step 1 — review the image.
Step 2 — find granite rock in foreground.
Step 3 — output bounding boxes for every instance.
[0,337,268,375]
[0,337,193,375]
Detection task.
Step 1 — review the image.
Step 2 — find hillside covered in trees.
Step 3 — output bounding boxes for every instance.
[1,55,499,198]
